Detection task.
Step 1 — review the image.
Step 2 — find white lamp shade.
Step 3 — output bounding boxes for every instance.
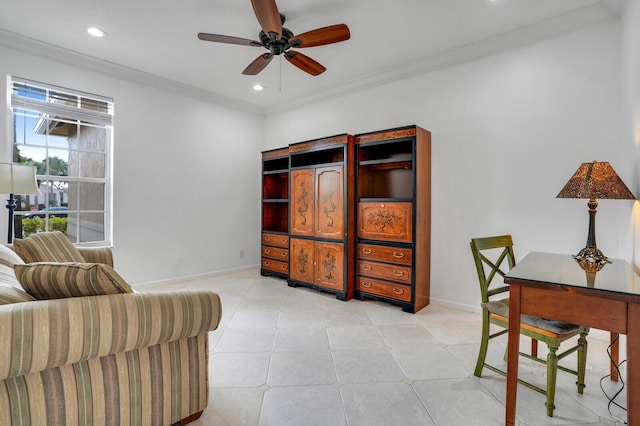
[0,163,41,195]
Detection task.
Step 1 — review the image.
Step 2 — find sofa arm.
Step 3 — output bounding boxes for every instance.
[77,246,114,267]
[0,290,221,381]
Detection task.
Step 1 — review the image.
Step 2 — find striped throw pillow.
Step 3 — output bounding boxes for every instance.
[14,262,133,300]
[0,284,36,304]
[13,232,85,263]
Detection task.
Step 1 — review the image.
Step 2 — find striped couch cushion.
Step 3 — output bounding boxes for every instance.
[13,231,85,263]
[77,247,114,267]
[0,335,209,426]
[0,284,36,305]
[14,262,133,300]
[0,291,221,380]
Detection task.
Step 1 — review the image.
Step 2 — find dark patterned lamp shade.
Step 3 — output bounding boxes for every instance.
[556,161,635,200]
[557,161,636,271]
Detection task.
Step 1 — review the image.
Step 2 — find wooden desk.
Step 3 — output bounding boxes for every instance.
[504,252,640,425]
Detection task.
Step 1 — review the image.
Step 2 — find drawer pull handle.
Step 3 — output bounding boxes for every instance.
[392,270,404,277]
[392,252,404,258]
[392,287,404,295]
[361,281,372,288]
[264,236,271,241]
[281,265,288,271]
[362,264,373,271]
[264,249,271,254]
[264,261,271,266]
[280,239,287,244]
[362,248,373,255]
[281,252,288,257]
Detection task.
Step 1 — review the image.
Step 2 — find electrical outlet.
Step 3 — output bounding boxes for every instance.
[206,254,213,264]
[239,250,244,259]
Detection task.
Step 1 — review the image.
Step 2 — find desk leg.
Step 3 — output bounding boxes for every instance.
[610,332,619,382]
[506,285,521,426]
[628,303,640,425]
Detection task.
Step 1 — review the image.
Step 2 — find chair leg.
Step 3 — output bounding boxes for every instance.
[576,330,588,394]
[474,312,491,377]
[546,344,559,417]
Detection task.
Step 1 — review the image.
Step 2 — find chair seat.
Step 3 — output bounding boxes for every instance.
[483,298,583,335]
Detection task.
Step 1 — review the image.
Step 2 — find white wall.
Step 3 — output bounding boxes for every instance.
[1,18,634,309]
[0,45,265,284]
[265,21,632,311]
[623,0,640,267]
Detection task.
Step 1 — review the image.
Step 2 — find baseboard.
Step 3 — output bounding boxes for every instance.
[132,264,260,290]
[430,297,481,314]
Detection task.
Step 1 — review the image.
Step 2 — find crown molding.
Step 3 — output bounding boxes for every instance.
[0,1,622,118]
[265,2,622,116]
[0,28,265,117]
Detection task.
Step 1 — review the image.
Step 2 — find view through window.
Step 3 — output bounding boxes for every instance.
[9,77,113,244]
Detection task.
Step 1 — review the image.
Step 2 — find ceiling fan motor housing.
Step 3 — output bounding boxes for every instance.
[259,27,295,55]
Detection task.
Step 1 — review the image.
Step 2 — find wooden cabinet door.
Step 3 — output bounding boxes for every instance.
[314,241,344,291]
[315,166,344,240]
[289,237,315,283]
[357,201,413,243]
[290,169,315,236]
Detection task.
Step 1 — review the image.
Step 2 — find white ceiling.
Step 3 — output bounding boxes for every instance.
[0,0,624,114]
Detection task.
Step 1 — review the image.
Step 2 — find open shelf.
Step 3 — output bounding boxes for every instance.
[290,147,344,168]
[263,172,289,200]
[358,164,414,199]
[358,139,413,162]
[263,156,289,172]
[262,202,289,233]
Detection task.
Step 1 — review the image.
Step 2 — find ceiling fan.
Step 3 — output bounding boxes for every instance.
[197,0,350,76]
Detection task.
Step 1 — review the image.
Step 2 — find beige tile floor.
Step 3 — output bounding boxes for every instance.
[152,269,628,426]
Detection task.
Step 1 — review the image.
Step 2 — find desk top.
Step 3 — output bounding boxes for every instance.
[505,252,640,299]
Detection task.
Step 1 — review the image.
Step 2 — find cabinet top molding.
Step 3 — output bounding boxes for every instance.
[262,147,290,159]
[355,125,428,145]
[289,134,353,154]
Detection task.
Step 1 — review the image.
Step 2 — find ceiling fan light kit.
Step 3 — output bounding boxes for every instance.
[197,0,350,76]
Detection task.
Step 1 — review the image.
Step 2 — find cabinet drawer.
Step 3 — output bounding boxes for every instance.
[358,202,413,243]
[357,277,411,302]
[357,244,412,265]
[262,245,289,261]
[357,260,412,284]
[262,233,289,248]
[262,258,289,274]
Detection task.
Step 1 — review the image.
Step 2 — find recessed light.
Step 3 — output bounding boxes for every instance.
[87,27,106,38]
[253,84,264,91]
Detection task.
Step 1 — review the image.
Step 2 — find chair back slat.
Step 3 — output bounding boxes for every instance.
[470,235,516,303]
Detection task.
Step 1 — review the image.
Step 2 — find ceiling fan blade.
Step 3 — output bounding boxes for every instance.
[285,51,326,76]
[198,33,263,47]
[251,0,282,40]
[290,24,350,48]
[242,53,274,75]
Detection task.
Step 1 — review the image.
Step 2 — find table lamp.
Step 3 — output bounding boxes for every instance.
[556,161,636,270]
[0,163,41,243]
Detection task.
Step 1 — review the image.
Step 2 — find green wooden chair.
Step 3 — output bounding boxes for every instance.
[470,235,589,417]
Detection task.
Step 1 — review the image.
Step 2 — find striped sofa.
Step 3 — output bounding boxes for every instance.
[0,245,222,425]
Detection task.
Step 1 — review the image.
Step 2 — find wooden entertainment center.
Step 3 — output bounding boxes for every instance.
[260,125,431,313]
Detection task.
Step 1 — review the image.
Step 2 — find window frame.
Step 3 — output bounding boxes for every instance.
[8,76,114,246]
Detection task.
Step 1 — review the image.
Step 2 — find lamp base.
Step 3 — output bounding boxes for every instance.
[573,246,611,273]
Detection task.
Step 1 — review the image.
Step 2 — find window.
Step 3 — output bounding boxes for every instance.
[9,77,113,245]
